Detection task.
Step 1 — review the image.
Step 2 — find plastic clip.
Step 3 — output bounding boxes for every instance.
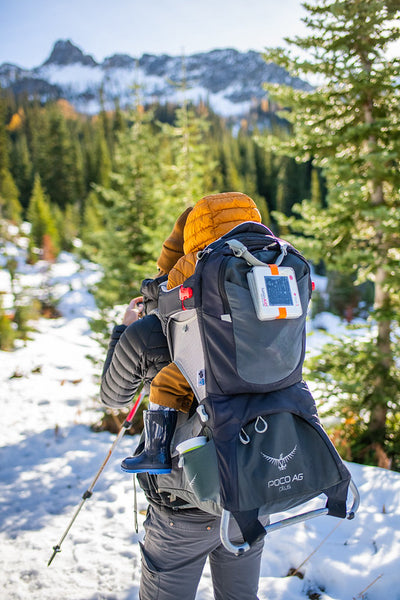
[255,416,268,433]
[275,242,288,266]
[239,428,251,444]
[196,405,209,423]
[179,286,193,311]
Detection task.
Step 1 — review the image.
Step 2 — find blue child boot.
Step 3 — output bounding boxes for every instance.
[121,409,177,474]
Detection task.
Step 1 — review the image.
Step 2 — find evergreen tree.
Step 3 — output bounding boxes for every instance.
[310,167,323,209]
[0,297,16,351]
[42,106,77,207]
[0,167,22,223]
[80,190,104,259]
[10,132,33,210]
[95,125,112,187]
[220,133,243,191]
[261,0,400,467]
[27,173,60,260]
[93,104,163,309]
[236,131,271,224]
[53,202,81,251]
[28,104,53,195]
[253,137,279,216]
[0,96,22,222]
[112,98,126,139]
[0,97,9,173]
[158,101,218,239]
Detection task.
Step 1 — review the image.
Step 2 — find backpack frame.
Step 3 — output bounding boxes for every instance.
[157,222,359,553]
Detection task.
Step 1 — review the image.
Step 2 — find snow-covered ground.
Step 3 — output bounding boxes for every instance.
[1,247,399,600]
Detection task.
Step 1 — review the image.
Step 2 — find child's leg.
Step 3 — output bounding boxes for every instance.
[121,405,177,474]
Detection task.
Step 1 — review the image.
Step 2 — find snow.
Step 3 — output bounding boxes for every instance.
[29,61,256,118]
[38,64,104,93]
[1,245,400,600]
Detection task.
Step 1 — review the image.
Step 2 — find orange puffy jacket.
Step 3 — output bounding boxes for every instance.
[149,192,262,411]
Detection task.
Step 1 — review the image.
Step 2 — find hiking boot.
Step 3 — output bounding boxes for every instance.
[121,409,177,474]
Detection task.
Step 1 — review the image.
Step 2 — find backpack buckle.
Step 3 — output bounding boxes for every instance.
[179,286,193,310]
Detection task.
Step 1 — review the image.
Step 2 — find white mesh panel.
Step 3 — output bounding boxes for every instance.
[167,309,206,402]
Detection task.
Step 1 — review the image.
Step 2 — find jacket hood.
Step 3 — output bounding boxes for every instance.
[183,192,262,255]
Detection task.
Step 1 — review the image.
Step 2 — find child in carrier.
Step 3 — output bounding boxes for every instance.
[121,192,262,474]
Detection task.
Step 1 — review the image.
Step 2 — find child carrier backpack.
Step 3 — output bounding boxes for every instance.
[157,221,359,554]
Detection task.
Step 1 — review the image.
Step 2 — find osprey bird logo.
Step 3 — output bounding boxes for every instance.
[189,473,198,487]
[261,445,297,471]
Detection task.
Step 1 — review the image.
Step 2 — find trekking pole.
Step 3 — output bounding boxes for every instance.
[47,385,145,566]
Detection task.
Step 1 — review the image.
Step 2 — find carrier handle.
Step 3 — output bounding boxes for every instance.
[220,479,360,556]
[226,238,288,267]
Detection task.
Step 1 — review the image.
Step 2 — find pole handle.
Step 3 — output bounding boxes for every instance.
[124,389,144,425]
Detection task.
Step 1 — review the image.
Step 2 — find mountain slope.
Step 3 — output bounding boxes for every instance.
[0,39,311,116]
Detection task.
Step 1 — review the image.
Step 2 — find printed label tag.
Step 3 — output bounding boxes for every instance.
[197,369,205,387]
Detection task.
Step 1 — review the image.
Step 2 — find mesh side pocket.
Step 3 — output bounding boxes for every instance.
[168,309,206,402]
[181,439,220,503]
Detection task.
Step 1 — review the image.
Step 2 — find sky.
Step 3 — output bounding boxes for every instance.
[0,0,309,68]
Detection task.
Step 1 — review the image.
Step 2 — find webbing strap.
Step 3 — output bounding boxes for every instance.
[231,509,267,546]
[226,238,288,267]
[226,239,267,266]
[269,264,279,275]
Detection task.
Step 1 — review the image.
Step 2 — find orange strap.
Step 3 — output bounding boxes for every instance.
[268,265,286,318]
[269,264,279,275]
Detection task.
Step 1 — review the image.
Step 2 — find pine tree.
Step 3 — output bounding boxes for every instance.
[159,101,217,236]
[0,297,16,351]
[95,125,112,187]
[80,190,104,259]
[253,136,279,217]
[53,202,81,251]
[41,106,77,207]
[27,173,60,260]
[0,97,23,222]
[236,131,271,224]
[0,167,22,223]
[261,0,400,467]
[10,132,33,210]
[93,104,163,310]
[0,96,9,173]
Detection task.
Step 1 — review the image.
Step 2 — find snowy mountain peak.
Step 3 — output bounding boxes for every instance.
[0,39,311,118]
[42,39,98,67]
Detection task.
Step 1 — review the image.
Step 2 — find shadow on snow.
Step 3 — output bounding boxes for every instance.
[0,424,129,536]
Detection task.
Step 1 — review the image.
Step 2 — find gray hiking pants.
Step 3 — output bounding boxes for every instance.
[139,504,265,600]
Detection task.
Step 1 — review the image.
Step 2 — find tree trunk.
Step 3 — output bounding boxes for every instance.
[363,89,392,443]
[368,255,392,438]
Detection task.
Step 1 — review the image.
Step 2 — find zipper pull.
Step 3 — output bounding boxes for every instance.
[197,247,213,260]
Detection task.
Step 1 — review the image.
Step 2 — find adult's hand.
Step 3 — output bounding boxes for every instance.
[122,296,144,326]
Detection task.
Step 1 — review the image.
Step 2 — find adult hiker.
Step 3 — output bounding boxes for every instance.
[100,194,267,600]
[121,192,262,474]
[100,206,192,409]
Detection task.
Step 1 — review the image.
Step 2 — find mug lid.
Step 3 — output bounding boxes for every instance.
[176,436,207,454]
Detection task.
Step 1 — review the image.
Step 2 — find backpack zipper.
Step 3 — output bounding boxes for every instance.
[218,256,231,314]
